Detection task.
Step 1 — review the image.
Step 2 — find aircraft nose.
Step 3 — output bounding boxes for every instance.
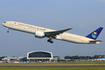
[2,21,6,25]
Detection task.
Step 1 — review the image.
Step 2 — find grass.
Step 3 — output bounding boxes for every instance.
[0,61,105,70]
[0,63,105,67]
[1,61,105,66]
[0,67,105,70]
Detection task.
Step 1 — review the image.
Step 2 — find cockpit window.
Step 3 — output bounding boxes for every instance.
[4,22,6,23]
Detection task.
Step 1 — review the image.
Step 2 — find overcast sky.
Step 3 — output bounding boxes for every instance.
[0,0,105,58]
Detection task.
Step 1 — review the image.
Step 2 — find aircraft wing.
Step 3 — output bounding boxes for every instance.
[45,28,72,37]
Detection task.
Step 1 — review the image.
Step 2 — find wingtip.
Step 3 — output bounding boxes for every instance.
[68,28,72,30]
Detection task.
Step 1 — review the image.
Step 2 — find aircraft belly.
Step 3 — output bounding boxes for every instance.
[61,37,88,44]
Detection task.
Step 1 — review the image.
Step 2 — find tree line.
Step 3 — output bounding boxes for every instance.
[0,56,7,60]
[64,55,105,59]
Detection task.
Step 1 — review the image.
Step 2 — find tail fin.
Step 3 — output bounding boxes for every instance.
[86,27,103,40]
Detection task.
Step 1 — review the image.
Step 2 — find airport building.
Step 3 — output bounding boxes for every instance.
[2,57,27,63]
[1,51,59,63]
[27,51,53,62]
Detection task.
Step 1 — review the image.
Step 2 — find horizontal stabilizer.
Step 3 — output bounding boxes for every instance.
[89,40,102,44]
[89,40,103,42]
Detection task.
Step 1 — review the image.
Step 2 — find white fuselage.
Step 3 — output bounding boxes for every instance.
[2,21,99,44]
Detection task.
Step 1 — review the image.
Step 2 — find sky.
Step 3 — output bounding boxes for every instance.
[0,0,105,58]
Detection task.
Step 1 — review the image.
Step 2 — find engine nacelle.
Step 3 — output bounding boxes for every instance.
[56,36,62,40]
[35,31,45,38]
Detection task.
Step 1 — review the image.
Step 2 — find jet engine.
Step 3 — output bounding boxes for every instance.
[56,36,62,40]
[35,31,45,38]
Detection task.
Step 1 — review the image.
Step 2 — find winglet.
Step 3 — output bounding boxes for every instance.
[86,27,103,40]
[67,28,72,31]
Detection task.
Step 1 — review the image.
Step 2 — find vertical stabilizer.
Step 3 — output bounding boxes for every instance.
[86,27,103,40]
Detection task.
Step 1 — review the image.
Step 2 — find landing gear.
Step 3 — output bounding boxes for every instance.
[47,37,54,44]
[47,39,54,43]
[7,28,9,33]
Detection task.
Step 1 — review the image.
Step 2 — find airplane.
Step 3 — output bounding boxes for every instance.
[2,21,103,44]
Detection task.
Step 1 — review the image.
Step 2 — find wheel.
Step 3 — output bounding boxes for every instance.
[7,31,9,33]
[47,39,54,44]
[50,41,53,43]
[47,39,50,42]
[7,28,9,33]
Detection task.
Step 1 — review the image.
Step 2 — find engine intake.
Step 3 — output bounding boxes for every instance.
[35,31,45,38]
